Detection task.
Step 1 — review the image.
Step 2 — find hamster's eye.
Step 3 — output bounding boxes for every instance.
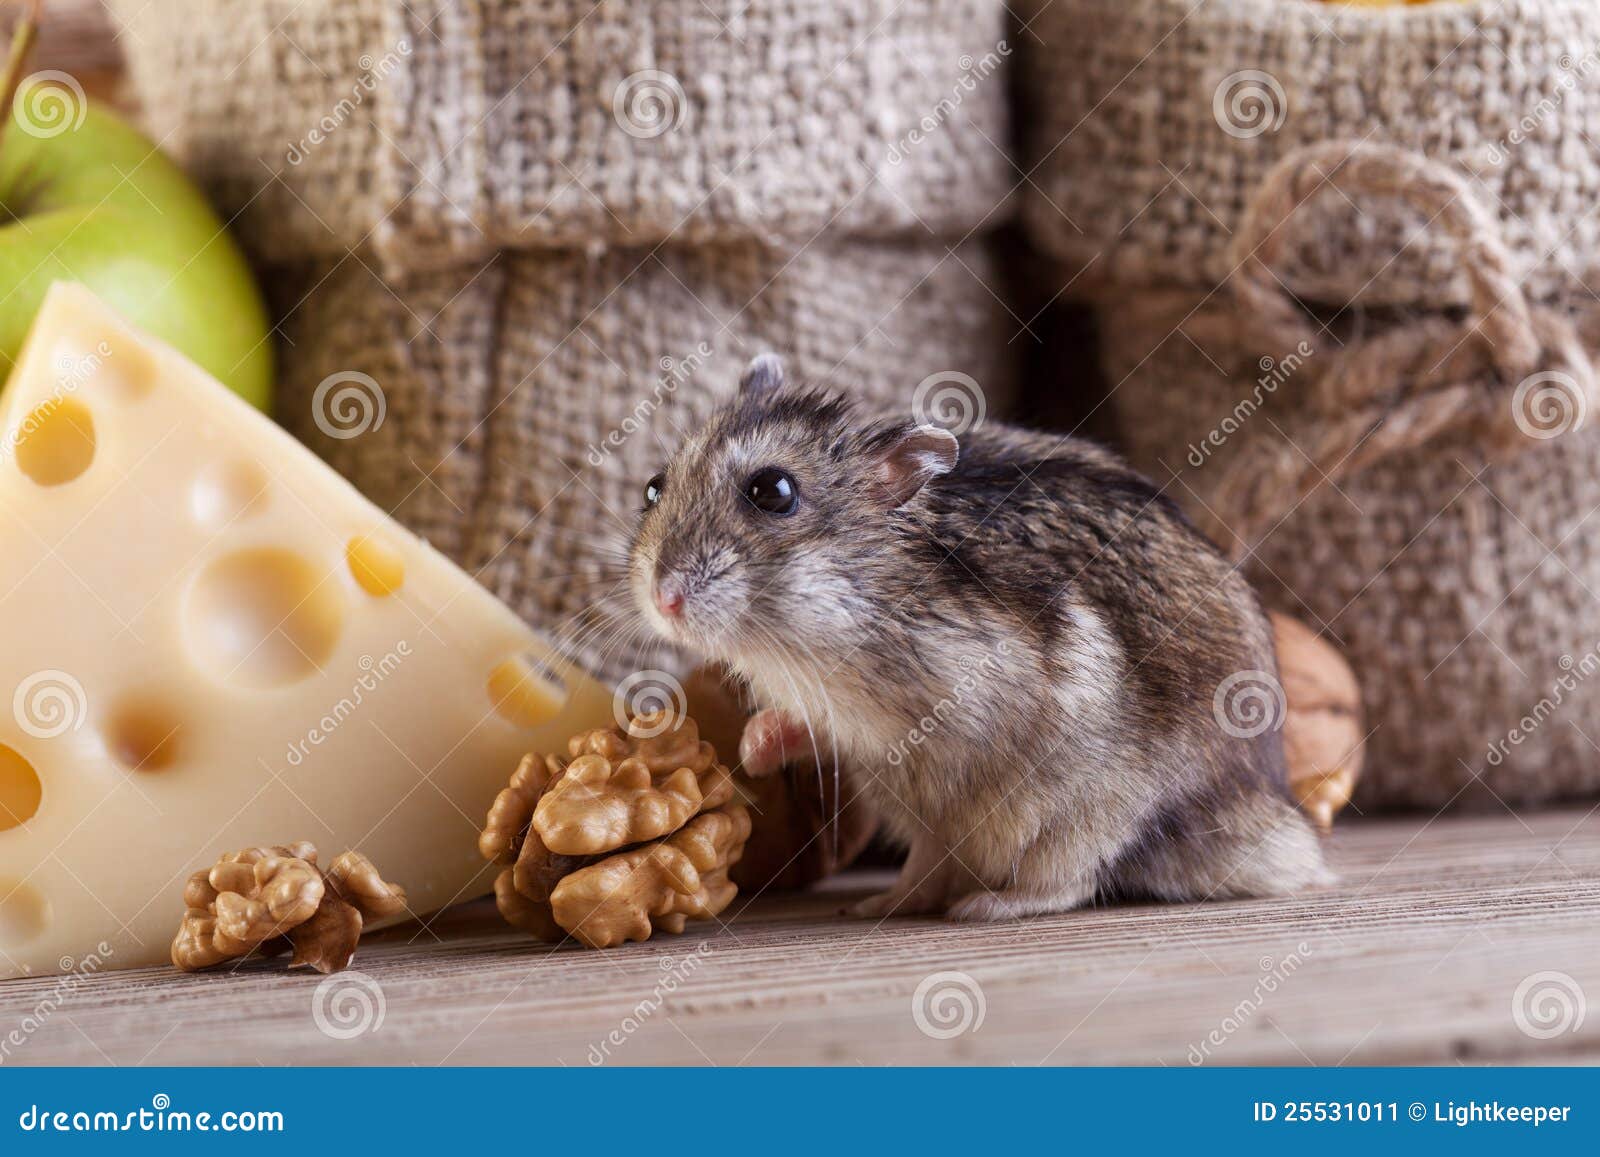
[744,467,799,515]
[643,473,665,508]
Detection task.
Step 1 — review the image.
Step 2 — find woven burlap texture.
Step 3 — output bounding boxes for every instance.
[273,238,1017,680]
[110,0,1020,678]
[1017,0,1600,307]
[1100,142,1600,810]
[113,0,1014,272]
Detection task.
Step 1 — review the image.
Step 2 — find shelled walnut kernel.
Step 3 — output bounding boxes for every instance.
[481,711,750,948]
[172,844,406,974]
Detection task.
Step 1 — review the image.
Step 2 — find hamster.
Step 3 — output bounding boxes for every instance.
[628,353,1329,921]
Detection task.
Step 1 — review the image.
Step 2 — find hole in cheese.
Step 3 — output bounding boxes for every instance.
[0,744,41,830]
[14,397,96,486]
[104,698,184,772]
[487,656,568,728]
[51,335,153,401]
[192,459,270,527]
[0,878,48,946]
[184,548,344,687]
[346,535,406,596]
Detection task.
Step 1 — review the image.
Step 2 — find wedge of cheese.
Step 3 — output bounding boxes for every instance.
[0,283,615,978]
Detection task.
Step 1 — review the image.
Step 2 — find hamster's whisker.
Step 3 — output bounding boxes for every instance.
[539,581,638,669]
[530,527,633,561]
[512,570,630,594]
[750,620,831,834]
[754,622,846,864]
[556,608,636,672]
[492,586,629,661]
[585,607,668,680]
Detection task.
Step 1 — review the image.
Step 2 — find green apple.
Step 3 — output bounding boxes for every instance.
[0,76,272,409]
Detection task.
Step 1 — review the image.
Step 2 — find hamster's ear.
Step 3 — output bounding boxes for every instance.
[739,353,785,397]
[874,424,958,508]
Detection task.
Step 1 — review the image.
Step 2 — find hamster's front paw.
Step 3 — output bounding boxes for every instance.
[738,708,818,778]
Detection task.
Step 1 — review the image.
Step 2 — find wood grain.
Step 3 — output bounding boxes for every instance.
[2,807,1596,1065]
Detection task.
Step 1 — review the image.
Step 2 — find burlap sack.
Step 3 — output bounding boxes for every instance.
[113,0,1014,272]
[1101,142,1600,810]
[1017,0,1600,307]
[272,237,1016,680]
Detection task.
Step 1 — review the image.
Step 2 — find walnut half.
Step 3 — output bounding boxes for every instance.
[172,845,324,971]
[482,711,752,948]
[533,711,735,855]
[552,804,752,949]
[479,752,582,941]
[172,845,406,974]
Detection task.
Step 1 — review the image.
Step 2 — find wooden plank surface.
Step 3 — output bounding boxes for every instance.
[2,806,1597,1066]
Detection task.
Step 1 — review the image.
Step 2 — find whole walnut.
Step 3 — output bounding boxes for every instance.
[1272,612,1364,831]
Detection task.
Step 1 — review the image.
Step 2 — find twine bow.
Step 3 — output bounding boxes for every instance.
[1197,141,1597,556]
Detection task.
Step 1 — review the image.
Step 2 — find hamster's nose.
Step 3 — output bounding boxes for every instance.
[653,576,686,618]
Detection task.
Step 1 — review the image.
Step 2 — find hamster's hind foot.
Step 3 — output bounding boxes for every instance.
[944,880,1095,923]
[846,888,945,920]
[846,838,976,919]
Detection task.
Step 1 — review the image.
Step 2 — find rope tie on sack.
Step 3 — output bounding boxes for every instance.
[1195,141,1598,557]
